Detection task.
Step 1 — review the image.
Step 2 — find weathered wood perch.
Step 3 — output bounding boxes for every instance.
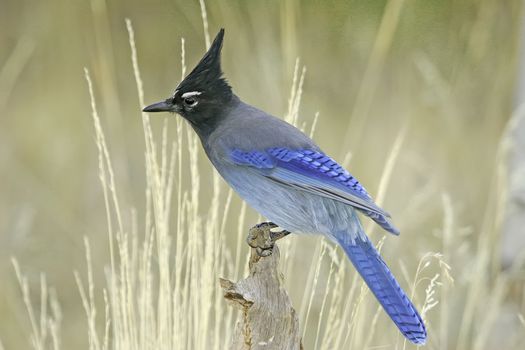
[220,224,303,350]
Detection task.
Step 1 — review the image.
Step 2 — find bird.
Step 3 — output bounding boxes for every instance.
[143,28,427,345]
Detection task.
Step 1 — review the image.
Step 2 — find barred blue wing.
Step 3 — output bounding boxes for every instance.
[229,148,399,235]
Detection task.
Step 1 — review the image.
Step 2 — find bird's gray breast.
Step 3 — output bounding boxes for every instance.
[211,160,356,236]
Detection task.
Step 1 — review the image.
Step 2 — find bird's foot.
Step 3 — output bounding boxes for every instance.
[247,222,291,257]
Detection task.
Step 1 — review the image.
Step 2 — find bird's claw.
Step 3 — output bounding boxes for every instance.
[247,222,291,257]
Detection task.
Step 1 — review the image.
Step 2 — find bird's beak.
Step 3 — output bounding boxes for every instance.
[143,100,173,113]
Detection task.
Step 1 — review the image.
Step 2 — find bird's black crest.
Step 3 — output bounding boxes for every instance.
[177,28,232,100]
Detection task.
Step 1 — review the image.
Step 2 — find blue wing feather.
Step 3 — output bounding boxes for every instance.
[268,148,371,200]
[229,147,399,235]
[230,149,275,169]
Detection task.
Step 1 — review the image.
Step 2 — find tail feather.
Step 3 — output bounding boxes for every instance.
[359,209,400,235]
[336,235,427,345]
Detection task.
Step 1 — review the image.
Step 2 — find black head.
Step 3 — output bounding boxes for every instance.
[143,29,234,132]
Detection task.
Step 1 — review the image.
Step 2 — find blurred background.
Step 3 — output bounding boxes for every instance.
[1,0,525,349]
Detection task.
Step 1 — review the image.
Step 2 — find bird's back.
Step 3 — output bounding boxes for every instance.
[203,97,319,160]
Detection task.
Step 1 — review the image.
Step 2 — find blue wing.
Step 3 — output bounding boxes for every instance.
[229,148,399,235]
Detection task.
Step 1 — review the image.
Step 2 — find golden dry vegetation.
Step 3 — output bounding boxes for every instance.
[1,0,524,349]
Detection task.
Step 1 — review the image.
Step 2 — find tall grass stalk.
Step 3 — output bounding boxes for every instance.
[12,259,61,350]
[341,0,407,154]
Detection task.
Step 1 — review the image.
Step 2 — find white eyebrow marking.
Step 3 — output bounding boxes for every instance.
[181,91,202,98]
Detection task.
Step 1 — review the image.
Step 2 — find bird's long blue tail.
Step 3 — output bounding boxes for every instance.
[335,234,427,345]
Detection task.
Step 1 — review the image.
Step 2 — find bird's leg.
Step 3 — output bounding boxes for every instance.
[247,222,291,257]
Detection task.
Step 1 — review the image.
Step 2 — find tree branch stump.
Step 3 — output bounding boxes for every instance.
[220,225,302,350]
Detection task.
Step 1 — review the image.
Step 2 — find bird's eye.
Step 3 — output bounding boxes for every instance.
[183,97,197,107]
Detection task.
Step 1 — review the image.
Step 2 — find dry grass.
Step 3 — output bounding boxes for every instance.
[2,0,525,349]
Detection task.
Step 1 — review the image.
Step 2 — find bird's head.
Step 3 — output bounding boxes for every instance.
[143,28,233,129]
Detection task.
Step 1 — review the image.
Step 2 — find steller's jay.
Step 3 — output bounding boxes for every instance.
[144,29,427,345]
